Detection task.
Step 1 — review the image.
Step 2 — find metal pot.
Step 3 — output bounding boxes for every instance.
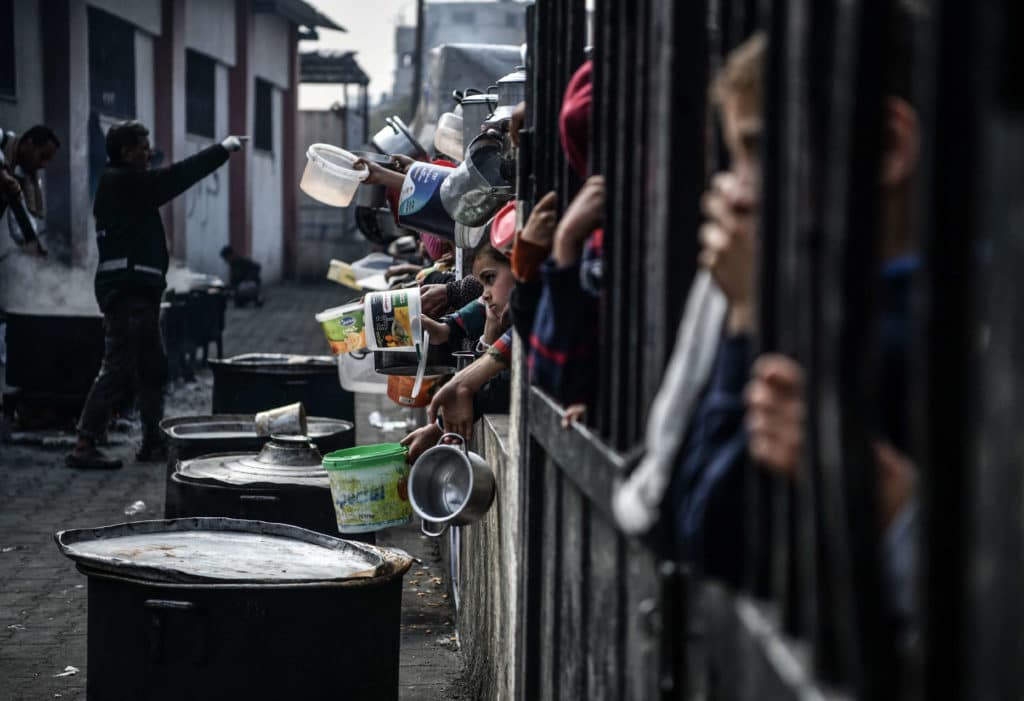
[208,353,355,422]
[371,115,427,160]
[55,518,411,701]
[170,434,363,540]
[409,432,496,537]
[495,66,527,110]
[4,309,103,395]
[373,346,456,377]
[458,92,498,153]
[160,414,354,516]
[439,131,515,227]
[355,206,409,246]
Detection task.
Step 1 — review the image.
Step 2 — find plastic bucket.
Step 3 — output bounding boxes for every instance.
[363,288,423,352]
[300,144,368,207]
[386,375,439,408]
[323,443,412,533]
[337,351,387,394]
[315,302,367,355]
[397,162,456,239]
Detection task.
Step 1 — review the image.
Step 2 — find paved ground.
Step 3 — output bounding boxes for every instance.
[0,282,464,700]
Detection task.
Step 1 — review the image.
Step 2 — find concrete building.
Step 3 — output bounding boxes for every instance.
[0,0,341,283]
[392,0,527,102]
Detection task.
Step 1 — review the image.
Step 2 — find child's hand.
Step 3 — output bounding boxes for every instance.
[419,315,451,344]
[391,154,417,173]
[427,378,476,441]
[400,422,443,464]
[553,175,605,267]
[419,284,449,317]
[520,191,558,252]
[699,172,758,334]
[482,304,510,345]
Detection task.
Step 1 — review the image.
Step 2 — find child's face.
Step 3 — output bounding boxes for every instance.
[474,256,514,318]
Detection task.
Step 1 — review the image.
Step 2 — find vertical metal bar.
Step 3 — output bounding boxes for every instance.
[815,0,895,693]
[915,0,980,698]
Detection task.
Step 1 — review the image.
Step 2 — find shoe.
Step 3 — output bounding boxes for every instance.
[65,447,123,470]
[136,439,168,462]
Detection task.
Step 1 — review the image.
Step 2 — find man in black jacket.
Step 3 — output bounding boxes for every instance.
[67,121,243,469]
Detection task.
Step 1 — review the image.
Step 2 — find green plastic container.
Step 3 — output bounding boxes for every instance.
[323,443,411,533]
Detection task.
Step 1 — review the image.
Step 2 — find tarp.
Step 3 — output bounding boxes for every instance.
[411,43,523,153]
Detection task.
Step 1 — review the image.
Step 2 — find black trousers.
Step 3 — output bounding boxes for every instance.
[77,296,168,441]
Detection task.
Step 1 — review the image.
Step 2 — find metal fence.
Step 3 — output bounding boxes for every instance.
[512,0,1023,699]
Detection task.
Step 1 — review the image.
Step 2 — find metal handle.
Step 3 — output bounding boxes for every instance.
[421,518,448,537]
[239,494,279,520]
[145,599,207,666]
[283,379,309,386]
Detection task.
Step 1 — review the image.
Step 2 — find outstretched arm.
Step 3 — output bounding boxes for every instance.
[142,143,232,207]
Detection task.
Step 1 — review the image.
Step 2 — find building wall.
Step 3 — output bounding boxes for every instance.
[87,0,161,35]
[183,63,231,278]
[250,87,283,281]
[0,0,44,130]
[295,109,367,280]
[248,11,290,282]
[184,0,236,67]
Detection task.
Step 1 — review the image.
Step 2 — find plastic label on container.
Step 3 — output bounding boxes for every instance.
[316,303,367,355]
[397,162,455,239]
[363,289,423,352]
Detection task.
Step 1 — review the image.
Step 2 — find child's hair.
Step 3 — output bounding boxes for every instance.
[710,32,766,109]
[472,240,510,269]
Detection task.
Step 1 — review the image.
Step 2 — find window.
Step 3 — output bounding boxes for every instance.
[88,7,136,118]
[506,11,520,28]
[0,0,14,98]
[452,10,475,24]
[186,50,216,138]
[254,79,274,152]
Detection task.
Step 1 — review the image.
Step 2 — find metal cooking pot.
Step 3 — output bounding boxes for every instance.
[458,92,498,153]
[409,432,496,537]
[160,414,354,516]
[55,518,411,701]
[208,353,355,422]
[355,206,410,245]
[170,434,367,541]
[373,346,456,377]
[371,115,428,160]
[439,131,515,227]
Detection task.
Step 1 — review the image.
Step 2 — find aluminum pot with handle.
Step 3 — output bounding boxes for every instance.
[371,115,428,160]
[408,431,496,537]
[439,131,514,227]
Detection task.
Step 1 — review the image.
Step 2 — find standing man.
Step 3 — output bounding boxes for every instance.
[67,121,243,469]
[0,124,61,255]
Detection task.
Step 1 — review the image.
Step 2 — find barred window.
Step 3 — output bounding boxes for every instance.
[186,50,216,139]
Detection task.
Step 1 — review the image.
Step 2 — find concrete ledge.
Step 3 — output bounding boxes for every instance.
[449,413,517,700]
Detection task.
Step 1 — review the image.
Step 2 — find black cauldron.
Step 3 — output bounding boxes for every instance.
[208,354,354,422]
[55,519,410,701]
[160,414,354,519]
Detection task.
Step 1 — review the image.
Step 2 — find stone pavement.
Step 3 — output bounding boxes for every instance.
[0,282,465,700]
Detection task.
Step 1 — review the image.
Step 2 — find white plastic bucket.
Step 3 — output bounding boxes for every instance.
[300,144,368,207]
[337,351,387,395]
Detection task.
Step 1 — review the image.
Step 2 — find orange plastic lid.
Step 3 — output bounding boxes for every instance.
[489,201,517,251]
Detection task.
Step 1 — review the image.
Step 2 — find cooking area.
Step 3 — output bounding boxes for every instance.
[0,284,465,700]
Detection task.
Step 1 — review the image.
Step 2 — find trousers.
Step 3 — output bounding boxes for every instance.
[77,295,168,441]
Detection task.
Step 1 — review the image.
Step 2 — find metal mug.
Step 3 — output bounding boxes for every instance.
[439,131,515,227]
[254,402,307,437]
[408,431,496,537]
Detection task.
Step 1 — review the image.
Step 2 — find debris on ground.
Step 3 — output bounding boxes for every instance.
[53,666,79,678]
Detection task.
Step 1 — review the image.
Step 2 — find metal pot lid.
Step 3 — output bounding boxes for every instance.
[161,415,353,442]
[177,435,330,487]
[54,518,395,585]
[210,353,334,368]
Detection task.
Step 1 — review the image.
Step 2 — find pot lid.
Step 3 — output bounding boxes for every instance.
[211,353,334,368]
[161,415,353,443]
[54,518,398,585]
[177,435,329,487]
